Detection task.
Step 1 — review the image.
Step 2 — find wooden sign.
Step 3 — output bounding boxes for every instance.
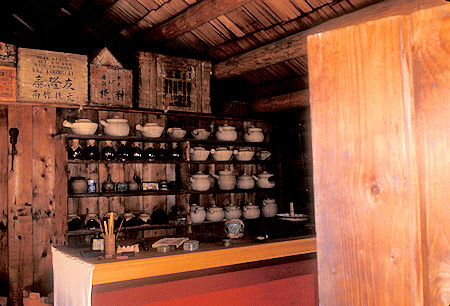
[89,65,132,107]
[17,48,88,104]
[0,67,16,101]
[0,42,16,66]
[138,52,211,113]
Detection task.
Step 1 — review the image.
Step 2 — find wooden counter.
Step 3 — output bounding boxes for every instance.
[59,236,316,285]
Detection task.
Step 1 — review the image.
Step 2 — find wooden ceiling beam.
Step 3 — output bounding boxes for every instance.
[213,0,445,79]
[143,0,252,43]
[252,89,309,113]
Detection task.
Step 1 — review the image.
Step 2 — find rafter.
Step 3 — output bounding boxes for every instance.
[252,89,309,113]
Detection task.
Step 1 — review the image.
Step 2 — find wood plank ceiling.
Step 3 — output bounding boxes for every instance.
[0,0,382,109]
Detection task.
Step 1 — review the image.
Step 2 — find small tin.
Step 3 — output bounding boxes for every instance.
[183,240,199,251]
[142,182,159,191]
[116,182,128,192]
[157,245,171,253]
[87,180,97,193]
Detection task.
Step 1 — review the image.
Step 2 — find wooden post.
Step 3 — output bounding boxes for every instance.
[307,3,449,305]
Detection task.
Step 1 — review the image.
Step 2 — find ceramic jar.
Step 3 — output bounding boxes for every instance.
[102,174,115,192]
[123,212,137,227]
[68,139,84,160]
[70,177,88,193]
[137,213,151,226]
[224,204,242,219]
[85,213,101,229]
[210,147,233,161]
[136,123,164,138]
[190,146,210,161]
[190,204,206,223]
[224,219,244,239]
[191,128,210,140]
[67,214,82,231]
[190,172,211,191]
[261,198,278,217]
[206,205,225,222]
[215,125,237,141]
[116,141,130,161]
[167,127,186,139]
[252,171,276,189]
[212,170,236,190]
[233,147,254,161]
[100,117,130,136]
[63,119,98,136]
[243,203,260,219]
[244,127,264,142]
[84,139,100,160]
[101,140,116,161]
[237,174,255,189]
[256,150,271,161]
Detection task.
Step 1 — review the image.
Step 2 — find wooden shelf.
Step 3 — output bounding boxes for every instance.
[69,188,276,198]
[68,159,270,165]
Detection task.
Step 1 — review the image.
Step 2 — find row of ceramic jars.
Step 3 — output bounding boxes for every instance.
[190,171,275,191]
[190,146,271,162]
[190,199,277,223]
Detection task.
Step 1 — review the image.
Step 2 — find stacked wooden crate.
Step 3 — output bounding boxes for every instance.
[0,42,17,101]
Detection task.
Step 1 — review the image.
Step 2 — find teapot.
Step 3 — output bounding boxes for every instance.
[190,146,210,161]
[237,174,255,189]
[233,147,254,161]
[252,171,276,189]
[224,204,242,219]
[206,205,225,222]
[167,127,186,139]
[210,147,233,161]
[191,128,210,140]
[190,204,206,223]
[256,150,271,161]
[212,170,236,190]
[136,122,164,138]
[63,118,98,136]
[215,124,237,142]
[244,127,264,143]
[261,198,277,218]
[243,203,260,219]
[100,116,130,136]
[190,172,212,191]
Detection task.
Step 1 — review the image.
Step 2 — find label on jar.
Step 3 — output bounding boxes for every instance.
[92,237,104,251]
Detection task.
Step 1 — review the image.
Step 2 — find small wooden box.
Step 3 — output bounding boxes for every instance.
[17,48,88,104]
[0,66,16,101]
[138,52,211,113]
[0,42,16,67]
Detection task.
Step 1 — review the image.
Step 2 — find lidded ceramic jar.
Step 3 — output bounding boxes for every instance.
[244,127,264,143]
[190,146,210,161]
[191,128,210,140]
[233,147,254,161]
[224,204,242,220]
[210,147,233,161]
[190,172,211,191]
[237,174,255,189]
[243,203,260,219]
[215,124,237,141]
[136,122,164,138]
[167,127,186,139]
[261,198,277,218]
[256,150,271,161]
[63,118,98,136]
[190,204,206,223]
[206,205,225,222]
[252,171,276,189]
[100,116,130,136]
[212,170,236,190]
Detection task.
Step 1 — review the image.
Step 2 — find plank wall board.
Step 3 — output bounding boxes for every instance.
[32,107,57,294]
[0,106,7,293]
[409,6,450,306]
[307,3,449,305]
[7,105,33,305]
[54,136,68,245]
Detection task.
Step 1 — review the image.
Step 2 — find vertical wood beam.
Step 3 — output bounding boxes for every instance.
[0,106,8,293]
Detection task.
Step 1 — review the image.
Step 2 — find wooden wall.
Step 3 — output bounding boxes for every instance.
[307,3,449,305]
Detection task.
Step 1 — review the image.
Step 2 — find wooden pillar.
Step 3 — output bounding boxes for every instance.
[307,3,449,305]
[0,106,8,295]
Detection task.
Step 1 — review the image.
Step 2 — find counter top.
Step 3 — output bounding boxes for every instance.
[58,236,316,285]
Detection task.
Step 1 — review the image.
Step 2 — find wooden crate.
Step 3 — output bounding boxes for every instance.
[0,42,16,67]
[0,66,16,101]
[17,48,88,104]
[138,52,211,113]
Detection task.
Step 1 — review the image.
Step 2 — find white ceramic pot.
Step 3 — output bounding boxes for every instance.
[136,123,164,138]
[190,204,206,223]
[256,150,271,161]
[261,198,278,217]
[191,128,210,140]
[252,171,276,189]
[190,172,211,191]
[167,127,186,139]
[206,205,225,222]
[215,125,237,142]
[100,117,130,136]
[212,170,236,190]
[63,119,98,135]
[243,203,260,219]
[189,147,210,161]
[236,174,255,189]
[244,127,264,143]
[210,147,233,161]
[233,147,254,161]
[224,205,242,219]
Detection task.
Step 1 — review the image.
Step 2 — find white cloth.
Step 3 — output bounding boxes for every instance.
[52,247,95,306]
